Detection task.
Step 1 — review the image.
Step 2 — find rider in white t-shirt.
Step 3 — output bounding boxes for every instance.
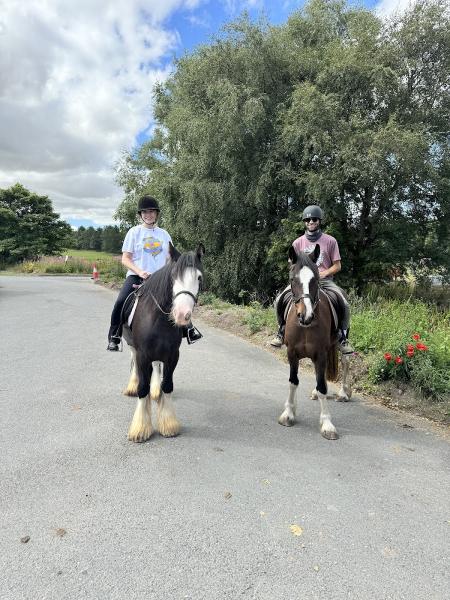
[107,195,202,351]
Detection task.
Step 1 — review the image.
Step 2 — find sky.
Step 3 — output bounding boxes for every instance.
[0,0,411,228]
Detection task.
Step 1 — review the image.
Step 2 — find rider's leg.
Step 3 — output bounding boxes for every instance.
[107,275,141,351]
[320,279,354,354]
[270,286,290,347]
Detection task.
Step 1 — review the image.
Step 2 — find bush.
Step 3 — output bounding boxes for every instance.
[242,301,277,334]
[368,332,450,401]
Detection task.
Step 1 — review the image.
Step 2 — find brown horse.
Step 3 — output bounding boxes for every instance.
[278,245,352,439]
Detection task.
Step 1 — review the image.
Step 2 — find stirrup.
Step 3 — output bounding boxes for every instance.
[186,326,203,345]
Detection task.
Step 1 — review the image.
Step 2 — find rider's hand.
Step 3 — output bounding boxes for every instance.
[139,270,150,280]
[319,271,327,279]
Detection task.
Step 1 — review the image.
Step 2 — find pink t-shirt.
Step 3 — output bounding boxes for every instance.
[292,233,341,278]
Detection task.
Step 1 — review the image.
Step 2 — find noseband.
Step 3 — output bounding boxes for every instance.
[172,290,199,304]
[291,289,320,317]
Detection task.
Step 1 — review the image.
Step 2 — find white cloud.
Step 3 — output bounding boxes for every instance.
[0,0,203,225]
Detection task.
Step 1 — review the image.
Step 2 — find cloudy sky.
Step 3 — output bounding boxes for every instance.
[0,0,410,228]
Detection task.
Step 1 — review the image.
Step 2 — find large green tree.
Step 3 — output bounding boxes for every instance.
[115,0,449,300]
[0,183,72,262]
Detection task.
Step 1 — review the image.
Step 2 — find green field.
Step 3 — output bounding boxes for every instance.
[64,248,118,260]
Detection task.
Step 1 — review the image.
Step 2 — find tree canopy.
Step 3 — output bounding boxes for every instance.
[115,0,450,300]
[0,183,73,263]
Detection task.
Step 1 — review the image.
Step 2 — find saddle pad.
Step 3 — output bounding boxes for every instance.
[127,297,139,327]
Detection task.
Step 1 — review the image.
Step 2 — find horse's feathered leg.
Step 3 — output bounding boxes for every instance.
[150,361,162,400]
[337,353,352,402]
[278,355,299,427]
[123,348,138,396]
[157,352,180,437]
[128,353,153,442]
[313,358,338,440]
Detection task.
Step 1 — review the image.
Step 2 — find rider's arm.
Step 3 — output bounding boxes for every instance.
[121,252,150,279]
[319,260,341,279]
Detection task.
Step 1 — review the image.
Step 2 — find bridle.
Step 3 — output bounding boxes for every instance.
[173,290,199,304]
[291,280,321,321]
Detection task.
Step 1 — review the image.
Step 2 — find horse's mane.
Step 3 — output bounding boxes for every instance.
[141,251,204,308]
[292,251,320,280]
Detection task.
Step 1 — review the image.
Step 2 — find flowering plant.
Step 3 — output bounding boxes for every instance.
[377,333,430,382]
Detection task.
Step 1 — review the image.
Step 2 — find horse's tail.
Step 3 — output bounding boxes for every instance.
[150,361,162,399]
[326,345,339,382]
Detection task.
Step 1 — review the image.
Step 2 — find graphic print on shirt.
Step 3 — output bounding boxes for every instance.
[304,243,324,268]
[143,235,163,257]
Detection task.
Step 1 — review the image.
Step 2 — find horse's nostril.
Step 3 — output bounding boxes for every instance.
[185,312,192,322]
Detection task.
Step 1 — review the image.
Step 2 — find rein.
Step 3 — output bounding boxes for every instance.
[147,289,199,317]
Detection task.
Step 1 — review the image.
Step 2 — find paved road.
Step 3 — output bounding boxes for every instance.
[0,275,449,600]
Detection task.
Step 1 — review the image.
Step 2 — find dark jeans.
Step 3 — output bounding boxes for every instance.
[108,275,142,341]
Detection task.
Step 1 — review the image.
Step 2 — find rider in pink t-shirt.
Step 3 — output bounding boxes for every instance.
[271,205,354,354]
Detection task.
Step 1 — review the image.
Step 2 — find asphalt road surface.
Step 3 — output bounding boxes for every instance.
[0,275,449,600]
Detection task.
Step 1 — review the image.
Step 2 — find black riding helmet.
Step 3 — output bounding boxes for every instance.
[137,195,160,214]
[302,205,323,221]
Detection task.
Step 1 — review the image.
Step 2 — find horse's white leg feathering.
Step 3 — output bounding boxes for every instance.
[278,383,298,426]
[318,392,338,440]
[150,361,162,399]
[128,396,152,442]
[123,349,138,396]
[337,354,352,402]
[157,392,180,437]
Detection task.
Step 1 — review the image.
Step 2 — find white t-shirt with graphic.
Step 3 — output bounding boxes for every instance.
[122,225,173,277]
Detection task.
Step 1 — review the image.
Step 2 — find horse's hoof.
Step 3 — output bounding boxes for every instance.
[278,414,295,427]
[158,419,181,437]
[123,388,138,397]
[127,427,153,443]
[321,428,339,440]
[336,395,350,402]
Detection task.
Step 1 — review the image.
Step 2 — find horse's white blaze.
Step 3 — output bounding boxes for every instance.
[150,361,162,399]
[172,267,201,325]
[157,392,180,437]
[318,391,338,439]
[278,383,298,426]
[128,396,152,442]
[298,266,314,321]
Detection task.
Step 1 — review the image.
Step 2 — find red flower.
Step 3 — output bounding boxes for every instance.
[416,343,429,351]
[384,353,392,361]
[395,356,403,365]
[406,344,414,352]
[406,349,414,358]
[412,333,420,341]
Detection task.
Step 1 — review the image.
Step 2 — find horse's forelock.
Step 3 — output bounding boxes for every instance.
[172,251,204,279]
[294,252,319,281]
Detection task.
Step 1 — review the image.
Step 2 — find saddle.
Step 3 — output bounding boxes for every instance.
[122,283,145,329]
[276,284,344,331]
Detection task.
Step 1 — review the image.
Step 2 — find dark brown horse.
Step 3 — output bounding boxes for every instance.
[278,245,352,439]
[122,243,205,442]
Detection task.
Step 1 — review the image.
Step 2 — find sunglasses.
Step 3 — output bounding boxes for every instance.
[303,217,319,223]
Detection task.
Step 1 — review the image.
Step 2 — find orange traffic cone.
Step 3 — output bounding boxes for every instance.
[92,263,99,281]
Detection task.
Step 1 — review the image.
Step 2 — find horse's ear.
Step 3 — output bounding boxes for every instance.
[311,244,320,263]
[288,245,298,264]
[169,242,181,262]
[196,243,205,259]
